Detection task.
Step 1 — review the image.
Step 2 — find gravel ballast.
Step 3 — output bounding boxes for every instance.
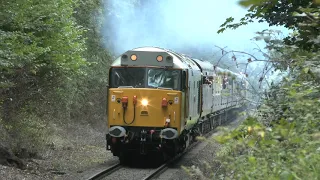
[0,109,249,180]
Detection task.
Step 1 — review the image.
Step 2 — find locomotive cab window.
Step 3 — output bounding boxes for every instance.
[110,67,181,90]
[147,68,181,90]
[110,67,146,88]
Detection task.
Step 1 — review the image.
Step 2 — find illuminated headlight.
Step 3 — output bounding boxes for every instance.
[141,99,148,106]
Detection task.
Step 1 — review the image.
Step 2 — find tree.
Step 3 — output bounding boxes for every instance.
[182,1,320,179]
[0,0,87,121]
[218,0,320,51]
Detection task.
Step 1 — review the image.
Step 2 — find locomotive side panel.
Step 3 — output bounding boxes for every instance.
[191,59,215,117]
[202,83,213,115]
[215,74,224,112]
[184,68,202,130]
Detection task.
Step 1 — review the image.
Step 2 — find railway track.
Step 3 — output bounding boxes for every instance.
[87,109,239,180]
[87,135,209,180]
[87,163,122,180]
[141,130,214,180]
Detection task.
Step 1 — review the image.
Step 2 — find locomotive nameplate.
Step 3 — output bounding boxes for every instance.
[120,50,174,67]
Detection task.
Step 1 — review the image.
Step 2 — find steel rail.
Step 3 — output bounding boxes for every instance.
[87,163,122,180]
[142,131,213,180]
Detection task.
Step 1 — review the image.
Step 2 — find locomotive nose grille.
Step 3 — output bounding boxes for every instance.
[140,111,149,116]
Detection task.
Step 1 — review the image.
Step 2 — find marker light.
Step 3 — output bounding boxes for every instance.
[141,99,148,106]
[131,54,137,61]
[156,55,163,62]
[133,95,137,105]
[161,98,168,107]
[121,96,128,108]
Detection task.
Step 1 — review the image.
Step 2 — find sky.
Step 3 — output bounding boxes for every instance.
[102,0,291,60]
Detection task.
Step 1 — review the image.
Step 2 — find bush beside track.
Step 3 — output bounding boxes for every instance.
[203,80,320,179]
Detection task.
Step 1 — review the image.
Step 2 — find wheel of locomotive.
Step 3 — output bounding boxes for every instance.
[162,140,178,158]
[154,151,168,165]
[197,124,203,138]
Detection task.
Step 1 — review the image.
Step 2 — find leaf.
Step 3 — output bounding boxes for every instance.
[254,35,264,41]
[238,0,264,7]
[248,139,256,147]
[289,89,296,96]
[290,137,303,143]
[264,35,271,43]
[279,170,295,180]
[225,17,235,23]
[292,12,307,17]
[248,156,256,164]
[217,28,226,34]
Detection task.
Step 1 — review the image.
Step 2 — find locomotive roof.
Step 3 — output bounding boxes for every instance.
[111,46,200,70]
[192,59,214,71]
[110,46,248,82]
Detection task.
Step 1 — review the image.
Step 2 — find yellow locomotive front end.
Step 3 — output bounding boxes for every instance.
[108,88,182,137]
[106,48,186,163]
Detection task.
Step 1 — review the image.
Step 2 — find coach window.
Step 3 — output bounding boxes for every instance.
[203,76,213,85]
[222,77,227,89]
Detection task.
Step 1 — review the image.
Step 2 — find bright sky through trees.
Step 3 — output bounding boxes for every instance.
[103,0,290,55]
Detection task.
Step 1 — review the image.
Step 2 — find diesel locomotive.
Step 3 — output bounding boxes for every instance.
[105,46,251,164]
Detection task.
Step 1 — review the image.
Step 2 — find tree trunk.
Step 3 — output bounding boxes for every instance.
[0,144,25,170]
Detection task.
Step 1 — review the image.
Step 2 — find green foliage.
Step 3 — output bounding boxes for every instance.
[213,37,319,180]
[0,0,88,123]
[206,1,320,179]
[0,0,87,78]
[3,110,52,155]
[0,0,112,157]
[212,21,320,179]
[238,0,265,7]
[69,0,112,125]
[214,81,320,179]
[218,0,320,51]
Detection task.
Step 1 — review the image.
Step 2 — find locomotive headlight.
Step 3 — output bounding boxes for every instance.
[156,55,163,62]
[131,54,137,61]
[141,99,148,106]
